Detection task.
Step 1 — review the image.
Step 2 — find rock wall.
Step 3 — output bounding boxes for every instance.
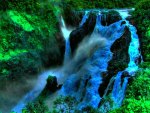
[69,13,96,54]
[99,26,131,98]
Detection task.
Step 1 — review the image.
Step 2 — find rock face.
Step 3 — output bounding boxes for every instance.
[62,3,83,27]
[101,10,122,26]
[45,76,58,92]
[63,11,83,27]
[40,76,61,97]
[55,31,66,64]
[98,26,131,97]
[69,13,96,54]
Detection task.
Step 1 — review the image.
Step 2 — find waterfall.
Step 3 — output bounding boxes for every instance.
[61,12,126,109]
[11,16,73,113]
[11,9,142,113]
[60,17,73,64]
[80,11,89,27]
[11,69,60,113]
[111,9,141,107]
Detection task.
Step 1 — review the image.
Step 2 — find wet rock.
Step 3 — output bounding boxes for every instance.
[55,31,65,64]
[45,76,59,92]
[69,13,96,54]
[98,26,131,98]
[40,76,61,97]
[108,26,131,74]
[121,71,130,87]
[122,71,130,78]
[121,21,126,25]
[101,10,122,26]
[63,7,83,27]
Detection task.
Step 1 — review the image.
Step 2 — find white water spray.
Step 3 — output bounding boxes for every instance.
[60,16,73,64]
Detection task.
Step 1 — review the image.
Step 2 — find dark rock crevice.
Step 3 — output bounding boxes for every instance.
[101,10,122,26]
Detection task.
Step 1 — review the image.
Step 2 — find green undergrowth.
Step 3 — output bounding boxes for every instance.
[110,65,150,113]
[61,0,139,10]
[0,49,27,61]
[0,0,62,78]
[132,0,150,61]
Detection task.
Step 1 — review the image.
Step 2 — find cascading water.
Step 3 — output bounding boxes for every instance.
[11,9,142,113]
[11,14,89,113]
[111,9,141,107]
[61,11,126,109]
[11,69,60,113]
[79,11,89,27]
[60,16,73,64]
[11,17,72,113]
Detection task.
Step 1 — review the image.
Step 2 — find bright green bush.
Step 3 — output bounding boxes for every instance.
[110,98,150,113]
[126,68,150,100]
[110,67,150,113]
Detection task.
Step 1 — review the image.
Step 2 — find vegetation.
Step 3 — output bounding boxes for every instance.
[0,0,62,78]
[53,96,100,113]
[53,96,77,113]
[23,99,50,113]
[61,0,139,10]
[0,0,150,113]
[132,0,150,61]
[110,67,150,113]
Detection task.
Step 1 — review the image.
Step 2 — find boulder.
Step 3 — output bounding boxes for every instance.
[40,76,61,97]
[69,13,96,54]
[101,10,122,26]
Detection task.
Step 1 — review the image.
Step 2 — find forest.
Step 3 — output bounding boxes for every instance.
[0,0,150,113]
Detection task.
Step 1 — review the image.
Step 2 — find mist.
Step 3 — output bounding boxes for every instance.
[0,75,37,113]
[57,33,107,84]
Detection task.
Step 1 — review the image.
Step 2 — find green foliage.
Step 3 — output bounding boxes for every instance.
[8,10,34,31]
[52,96,101,113]
[61,0,139,10]
[110,98,150,113]
[81,106,100,113]
[0,49,27,61]
[53,96,77,113]
[139,62,150,68]
[110,67,150,113]
[0,0,62,77]
[132,0,150,61]
[24,99,50,113]
[126,68,150,100]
